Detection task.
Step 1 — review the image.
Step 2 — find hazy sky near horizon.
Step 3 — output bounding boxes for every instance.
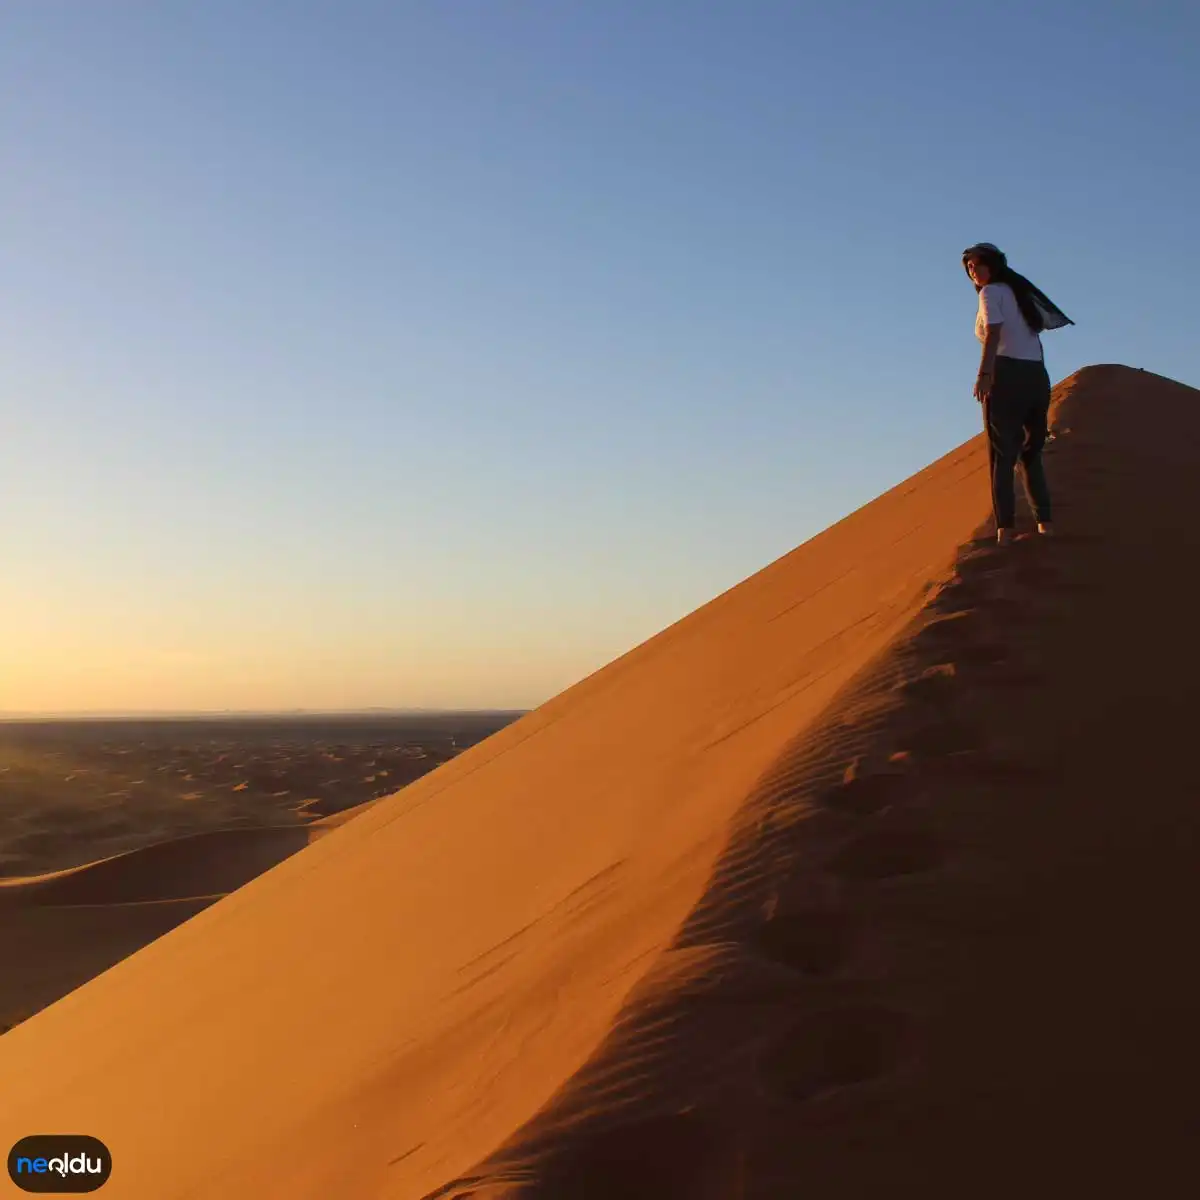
[2,1,1196,713]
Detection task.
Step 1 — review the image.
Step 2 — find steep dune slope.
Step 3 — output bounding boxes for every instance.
[3,364,1197,1199]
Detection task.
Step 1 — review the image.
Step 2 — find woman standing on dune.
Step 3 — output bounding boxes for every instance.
[963,243,1073,546]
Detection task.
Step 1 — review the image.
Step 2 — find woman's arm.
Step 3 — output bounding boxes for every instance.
[975,323,1002,401]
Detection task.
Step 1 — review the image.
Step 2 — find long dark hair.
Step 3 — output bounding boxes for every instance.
[962,243,1074,333]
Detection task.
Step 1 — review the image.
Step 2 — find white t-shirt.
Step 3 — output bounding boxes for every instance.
[975,282,1043,361]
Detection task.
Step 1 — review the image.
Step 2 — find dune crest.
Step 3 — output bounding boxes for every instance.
[0,827,313,906]
[3,364,1200,1197]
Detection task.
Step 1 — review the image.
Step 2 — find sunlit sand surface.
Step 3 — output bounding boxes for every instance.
[3,366,1199,1197]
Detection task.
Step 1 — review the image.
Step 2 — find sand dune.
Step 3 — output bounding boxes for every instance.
[0,827,313,907]
[0,716,493,879]
[0,825,330,1036]
[0,805,382,1033]
[3,364,1200,1197]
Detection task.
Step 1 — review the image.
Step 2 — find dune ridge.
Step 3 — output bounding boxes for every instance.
[3,364,1200,1197]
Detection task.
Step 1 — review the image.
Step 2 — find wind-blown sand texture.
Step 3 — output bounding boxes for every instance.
[2,364,1198,1198]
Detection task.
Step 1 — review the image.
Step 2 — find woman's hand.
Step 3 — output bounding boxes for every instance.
[974,369,993,403]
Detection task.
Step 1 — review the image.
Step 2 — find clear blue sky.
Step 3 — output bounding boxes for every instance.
[1,1,1195,714]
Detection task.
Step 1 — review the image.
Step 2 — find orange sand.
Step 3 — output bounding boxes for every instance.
[2,364,1199,1197]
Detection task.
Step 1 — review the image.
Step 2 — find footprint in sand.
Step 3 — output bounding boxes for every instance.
[912,611,976,647]
[542,1113,741,1199]
[930,587,1042,625]
[818,770,921,817]
[826,824,944,881]
[761,1004,911,1100]
[916,755,1048,784]
[437,1113,741,1200]
[1010,559,1063,588]
[889,712,1043,780]
[954,550,1010,580]
[893,663,958,705]
[977,664,1047,688]
[979,594,1046,622]
[753,907,857,976]
[944,641,1010,668]
[913,612,1030,677]
[899,718,980,758]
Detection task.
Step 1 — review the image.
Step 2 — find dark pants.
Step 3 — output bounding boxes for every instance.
[983,354,1052,529]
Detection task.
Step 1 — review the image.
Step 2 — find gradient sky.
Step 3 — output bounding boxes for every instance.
[2,1,1196,714]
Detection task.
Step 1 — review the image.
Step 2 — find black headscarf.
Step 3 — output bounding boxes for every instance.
[962,243,1074,334]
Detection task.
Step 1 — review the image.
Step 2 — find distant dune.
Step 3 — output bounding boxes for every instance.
[2,364,1199,1197]
[0,810,374,1036]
